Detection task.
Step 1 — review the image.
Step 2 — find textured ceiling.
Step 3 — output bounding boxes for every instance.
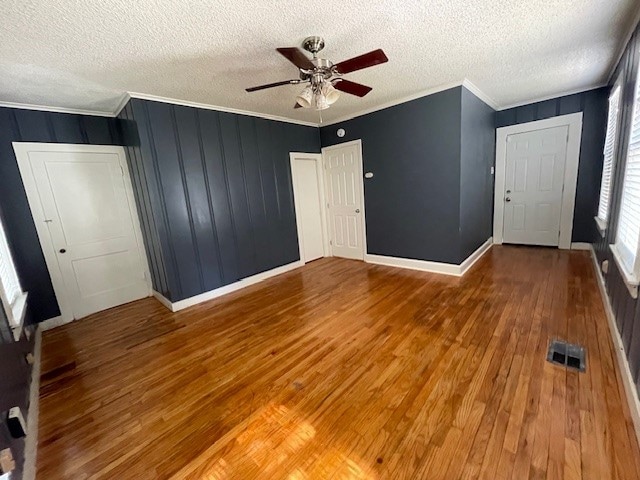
[1,0,639,123]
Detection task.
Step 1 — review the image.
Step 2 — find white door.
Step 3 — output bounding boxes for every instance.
[502,126,569,246]
[14,144,150,320]
[322,141,365,260]
[290,153,326,263]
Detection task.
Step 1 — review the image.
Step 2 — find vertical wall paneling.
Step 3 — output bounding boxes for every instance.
[121,99,320,302]
[118,104,171,297]
[198,110,240,284]
[0,107,121,323]
[496,88,609,242]
[238,116,270,273]
[590,23,640,395]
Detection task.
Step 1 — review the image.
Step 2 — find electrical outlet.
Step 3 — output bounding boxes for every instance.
[7,408,26,438]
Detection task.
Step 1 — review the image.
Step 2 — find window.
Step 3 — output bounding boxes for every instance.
[613,68,640,298]
[596,82,622,233]
[0,214,27,333]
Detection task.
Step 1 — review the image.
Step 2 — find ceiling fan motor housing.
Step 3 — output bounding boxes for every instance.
[299,58,335,84]
[302,36,325,56]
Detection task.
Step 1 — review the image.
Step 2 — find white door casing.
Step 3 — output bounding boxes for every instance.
[502,125,569,246]
[494,112,583,249]
[290,152,328,263]
[13,143,151,323]
[322,140,366,260]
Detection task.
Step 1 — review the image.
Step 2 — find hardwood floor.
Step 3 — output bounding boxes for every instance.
[37,246,640,479]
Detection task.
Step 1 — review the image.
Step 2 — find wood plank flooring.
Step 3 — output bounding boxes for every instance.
[37,246,640,479]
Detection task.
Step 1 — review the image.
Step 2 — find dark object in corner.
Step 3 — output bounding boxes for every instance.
[7,407,26,438]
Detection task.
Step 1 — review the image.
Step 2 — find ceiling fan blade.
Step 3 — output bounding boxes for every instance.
[276,47,315,70]
[245,79,300,92]
[334,49,388,74]
[333,79,373,97]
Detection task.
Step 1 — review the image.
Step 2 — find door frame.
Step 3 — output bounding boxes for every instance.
[493,112,583,249]
[12,142,152,324]
[321,139,367,260]
[289,152,329,264]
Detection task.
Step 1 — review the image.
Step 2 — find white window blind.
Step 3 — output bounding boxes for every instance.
[0,215,26,328]
[616,74,640,274]
[597,85,622,223]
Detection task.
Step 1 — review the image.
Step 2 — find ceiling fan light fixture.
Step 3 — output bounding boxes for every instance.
[296,86,314,108]
[245,37,388,111]
[313,92,330,111]
[321,82,340,105]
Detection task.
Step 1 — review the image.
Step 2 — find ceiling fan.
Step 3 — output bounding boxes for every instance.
[246,36,388,111]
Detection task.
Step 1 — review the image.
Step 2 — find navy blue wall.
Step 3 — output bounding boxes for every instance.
[593,22,640,395]
[0,310,34,480]
[120,99,320,302]
[320,87,465,264]
[320,86,495,264]
[460,88,496,260]
[0,108,121,323]
[496,88,609,243]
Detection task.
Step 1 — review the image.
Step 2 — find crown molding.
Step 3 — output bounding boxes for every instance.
[127,92,318,127]
[496,83,608,111]
[608,6,640,83]
[320,78,499,126]
[320,80,466,126]
[0,77,609,126]
[112,92,131,117]
[461,79,499,110]
[0,100,116,117]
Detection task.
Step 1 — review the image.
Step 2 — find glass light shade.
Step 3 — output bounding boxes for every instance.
[314,93,329,111]
[296,86,313,108]
[321,82,340,105]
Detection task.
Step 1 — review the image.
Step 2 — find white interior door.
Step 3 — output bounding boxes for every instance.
[14,144,150,320]
[502,126,569,246]
[322,141,365,260]
[290,153,326,263]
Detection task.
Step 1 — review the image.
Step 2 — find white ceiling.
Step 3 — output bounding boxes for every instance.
[1,0,639,124]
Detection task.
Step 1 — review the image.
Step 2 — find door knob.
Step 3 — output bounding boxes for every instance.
[59,248,66,254]
[505,197,511,202]
[355,209,360,213]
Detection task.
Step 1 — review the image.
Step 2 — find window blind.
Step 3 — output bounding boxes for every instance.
[597,86,621,223]
[0,216,24,327]
[616,76,640,273]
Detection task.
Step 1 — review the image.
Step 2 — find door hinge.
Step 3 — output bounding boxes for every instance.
[330,240,333,245]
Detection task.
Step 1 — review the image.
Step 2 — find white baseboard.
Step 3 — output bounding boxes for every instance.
[364,237,493,277]
[459,238,494,275]
[571,242,592,250]
[22,326,42,480]
[39,315,74,331]
[588,246,640,447]
[152,290,173,311]
[154,260,304,312]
